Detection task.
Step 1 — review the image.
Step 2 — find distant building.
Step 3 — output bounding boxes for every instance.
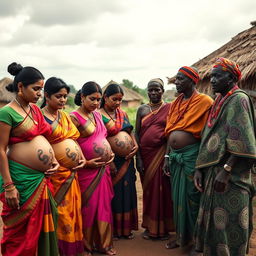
[167,21,256,105]
[0,77,15,108]
[102,81,144,108]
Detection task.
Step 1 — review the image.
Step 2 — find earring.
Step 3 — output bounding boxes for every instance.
[18,90,22,97]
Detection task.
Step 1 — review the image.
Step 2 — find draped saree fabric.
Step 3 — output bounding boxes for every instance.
[0,104,58,256]
[70,110,114,253]
[194,90,256,256]
[102,108,138,237]
[169,143,200,246]
[44,110,84,256]
[139,103,174,237]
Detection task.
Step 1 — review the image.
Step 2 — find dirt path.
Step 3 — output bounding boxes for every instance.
[0,175,256,255]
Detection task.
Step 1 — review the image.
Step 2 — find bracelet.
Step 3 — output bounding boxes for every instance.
[2,181,14,189]
[164,155,170,158]
[5,185,16,192]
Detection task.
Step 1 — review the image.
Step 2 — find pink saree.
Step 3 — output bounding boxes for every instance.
[70,110,114,253]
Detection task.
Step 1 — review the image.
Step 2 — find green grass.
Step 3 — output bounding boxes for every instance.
[123,107,137,128]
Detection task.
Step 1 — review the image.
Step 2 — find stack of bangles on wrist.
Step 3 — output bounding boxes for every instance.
[2,181,16,192]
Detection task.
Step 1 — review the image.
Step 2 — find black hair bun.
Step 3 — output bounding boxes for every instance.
[7,62,23,76]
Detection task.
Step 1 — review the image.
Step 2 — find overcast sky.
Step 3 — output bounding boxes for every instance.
[0,0,255,90]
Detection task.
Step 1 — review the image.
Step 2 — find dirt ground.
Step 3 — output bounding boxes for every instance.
[0,175,256,256]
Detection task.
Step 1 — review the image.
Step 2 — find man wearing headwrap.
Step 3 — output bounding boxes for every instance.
[194,57,256,256]
[164,66,213,251]
[135,78,174,240]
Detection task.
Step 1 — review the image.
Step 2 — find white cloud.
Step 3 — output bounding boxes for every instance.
[0,0,255,89]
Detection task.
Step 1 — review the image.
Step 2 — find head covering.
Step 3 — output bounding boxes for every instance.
[178,66,200,84]
[213,57,242,81]
[148,78,164,89]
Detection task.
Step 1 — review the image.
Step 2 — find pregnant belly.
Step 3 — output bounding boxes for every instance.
[52,138,81,169]
[8,135,55,172]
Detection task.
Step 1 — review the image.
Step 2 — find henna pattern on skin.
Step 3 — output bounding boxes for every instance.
[93,143,104,157]
[38,149,50,165]
[114,138,125,149]
[66,146,79,163]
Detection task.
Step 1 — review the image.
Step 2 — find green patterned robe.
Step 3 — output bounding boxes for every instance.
[194,90,256,256]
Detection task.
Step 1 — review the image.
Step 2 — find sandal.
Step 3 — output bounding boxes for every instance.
[165,240,179,249]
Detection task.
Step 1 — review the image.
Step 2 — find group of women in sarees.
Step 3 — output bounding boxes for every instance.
[0,62,146,256]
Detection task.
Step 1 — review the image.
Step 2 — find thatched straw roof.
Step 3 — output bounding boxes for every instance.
[0,77,15,103]
[167,22,256,99]
[102,81,144,102]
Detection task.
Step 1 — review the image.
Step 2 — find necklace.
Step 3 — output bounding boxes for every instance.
[14,98,38,125]
[207,85,239,128]
[104,107,116,122]
[44,107,59,123]
[148,100,164,114]
[81,108,96,127]
[170,90,197,125]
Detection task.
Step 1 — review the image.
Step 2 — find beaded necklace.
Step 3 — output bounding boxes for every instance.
[170,90,198,125]
[148,100,164,114]
[207,85,239,128]
[104,107,116,122]
[44,107,60,124]
[14,98,38,125]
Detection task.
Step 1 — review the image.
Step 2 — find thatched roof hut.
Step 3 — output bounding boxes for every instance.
[0,77,15,107]
[168,21,256,103]
[102,81,144,108]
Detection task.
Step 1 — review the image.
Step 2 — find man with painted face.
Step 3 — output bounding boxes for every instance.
[135,78,174,241]
[163,67,213,251]
[194,58,256,256]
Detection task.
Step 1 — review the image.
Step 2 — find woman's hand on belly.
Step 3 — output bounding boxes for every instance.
[44,157,60,176]
[72,153,87,170]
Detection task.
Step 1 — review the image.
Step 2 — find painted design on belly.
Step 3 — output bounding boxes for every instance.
[37,148,53,166]
[66,146,79,163]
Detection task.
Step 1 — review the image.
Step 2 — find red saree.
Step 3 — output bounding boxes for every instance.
[0,104,58,256]
[139,103,174,237]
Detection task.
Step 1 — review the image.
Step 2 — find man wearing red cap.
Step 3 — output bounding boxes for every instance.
[194,58,256,256]
[164,66,213,250]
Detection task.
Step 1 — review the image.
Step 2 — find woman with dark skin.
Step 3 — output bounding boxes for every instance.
[135,78,174,240]
[41,77,86,256]
[70,82,116,256]
[99,82,138,240]
[0,62,59,256]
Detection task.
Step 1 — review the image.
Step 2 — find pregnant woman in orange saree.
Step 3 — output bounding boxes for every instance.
[0,62,59,256]
[41,77,86,256]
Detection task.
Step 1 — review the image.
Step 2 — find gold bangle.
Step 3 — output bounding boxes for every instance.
[5,186,16,192]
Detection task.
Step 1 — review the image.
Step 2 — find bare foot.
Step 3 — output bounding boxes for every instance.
[105,248,116,255]
[165,240,179,249]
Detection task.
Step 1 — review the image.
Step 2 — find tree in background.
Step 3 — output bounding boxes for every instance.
[122,79,147,99]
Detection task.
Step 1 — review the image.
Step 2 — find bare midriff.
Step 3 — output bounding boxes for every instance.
[7,135,54,172]
[52,139,80,168]
[168,130,199,150]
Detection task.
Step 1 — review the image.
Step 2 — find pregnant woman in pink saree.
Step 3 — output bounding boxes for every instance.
[70,81,116,256]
